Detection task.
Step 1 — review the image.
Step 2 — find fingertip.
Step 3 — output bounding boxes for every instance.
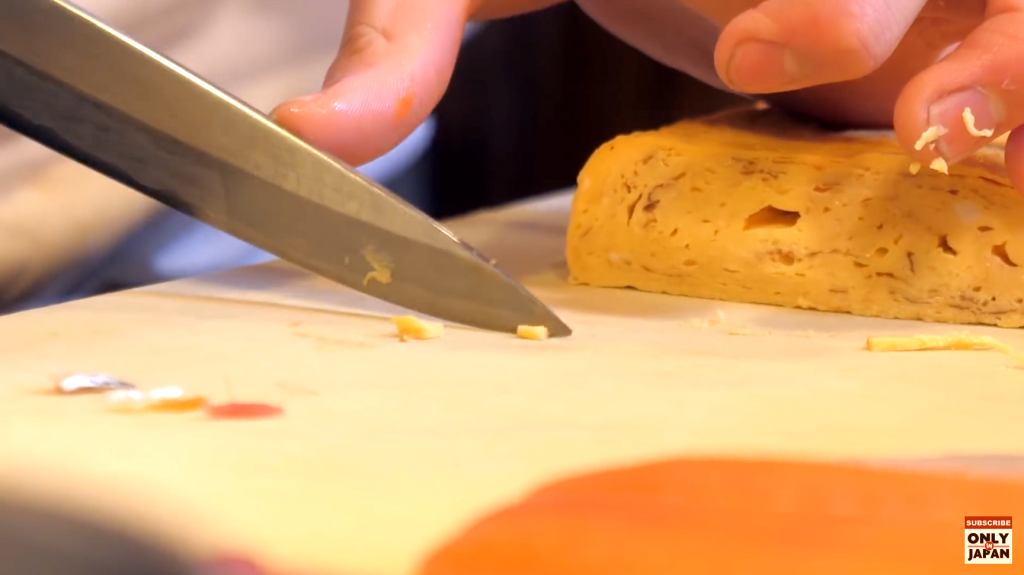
[891,71,991,166]
[891,77,930,157]
[269,94,317,134]
[893,59,1006,167]
[271,77,430,168]
[715,0,925,94]
[714,4,842,94]
[891,8,1024,169]
[713,8,786,93]
[269,0,469,167]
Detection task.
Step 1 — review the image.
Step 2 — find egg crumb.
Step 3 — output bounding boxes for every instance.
[392,316,444,341]
[914,125,948,151]
[866,333,1024,362]
[362,246,394,286]
[962,107,995,138]
[908,162,921,175]
[929,157,948,174]
[516,325,549,340]
[107,387,207,413]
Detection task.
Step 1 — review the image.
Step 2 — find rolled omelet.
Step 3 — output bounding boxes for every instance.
[566,105,1024,327]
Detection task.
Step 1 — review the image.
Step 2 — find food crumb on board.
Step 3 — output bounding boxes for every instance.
[866,333,1024,362]
[107,387,208,413]
[392,316,444,341]
[55,374,135,394]
[688,310,725,328]
[684,311,838,339]
[867,333,996,352]
[362,246,394,286]
[929,157,949,174]
[914,125,948,151]
[962,107,995,138]
[687,318,837,339]
[516,325,550,340]
[206,402,284,420]
[908,162,921,175]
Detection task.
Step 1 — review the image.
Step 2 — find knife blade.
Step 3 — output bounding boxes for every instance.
[0,0,571,337]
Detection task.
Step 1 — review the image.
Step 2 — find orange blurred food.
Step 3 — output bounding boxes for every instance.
[418,458,1024,575]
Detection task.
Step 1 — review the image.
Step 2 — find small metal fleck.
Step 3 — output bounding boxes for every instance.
[56,374,135,395]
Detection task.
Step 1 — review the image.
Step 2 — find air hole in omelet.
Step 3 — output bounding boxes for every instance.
[742,206,801,231]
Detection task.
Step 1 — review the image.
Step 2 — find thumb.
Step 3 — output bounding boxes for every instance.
[271,0,472,167]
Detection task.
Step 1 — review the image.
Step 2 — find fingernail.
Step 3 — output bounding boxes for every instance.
[927,87,1003,162]
[726,40,806,93]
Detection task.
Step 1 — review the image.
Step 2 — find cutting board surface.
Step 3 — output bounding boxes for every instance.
[1,192,1023,575]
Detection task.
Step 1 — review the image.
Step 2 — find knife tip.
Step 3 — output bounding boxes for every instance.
[541,315,573,338]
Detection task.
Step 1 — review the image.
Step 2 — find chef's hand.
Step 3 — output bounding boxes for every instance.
[271,0,1024,189]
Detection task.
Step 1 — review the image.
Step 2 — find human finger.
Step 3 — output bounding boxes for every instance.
[272,0,563,167]
[893,0,1024,183]
[713,0,930,94]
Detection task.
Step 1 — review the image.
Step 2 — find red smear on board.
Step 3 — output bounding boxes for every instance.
[206,403,284,420]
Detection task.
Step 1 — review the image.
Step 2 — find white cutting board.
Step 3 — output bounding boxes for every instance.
[0,191,1022,575]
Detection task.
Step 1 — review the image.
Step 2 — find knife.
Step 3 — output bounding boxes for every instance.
[0,0,571,337]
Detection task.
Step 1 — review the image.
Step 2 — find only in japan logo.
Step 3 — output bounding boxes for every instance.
[965,516,1012,564]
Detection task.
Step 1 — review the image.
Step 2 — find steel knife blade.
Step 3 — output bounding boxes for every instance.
[0,0,571,337]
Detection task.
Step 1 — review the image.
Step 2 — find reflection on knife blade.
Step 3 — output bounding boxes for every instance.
[0,0,571,336]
